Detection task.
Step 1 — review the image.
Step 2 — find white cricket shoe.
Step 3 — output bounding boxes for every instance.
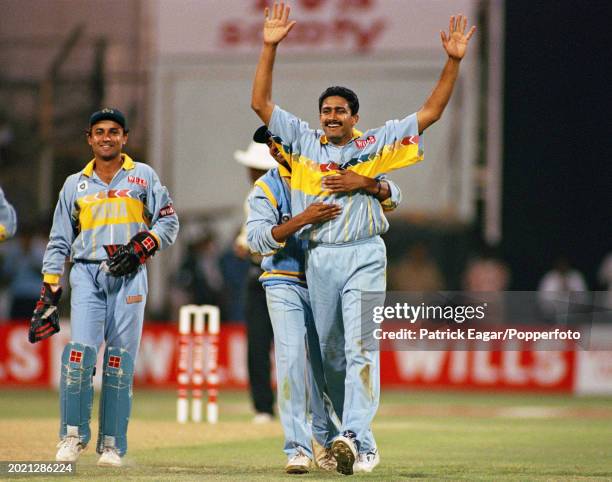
[331,434,358,476]
[97,447,122,467]
[285,453,312,474]
[354,450,380,473]
[312,439,337,471]
[55,436,85,462]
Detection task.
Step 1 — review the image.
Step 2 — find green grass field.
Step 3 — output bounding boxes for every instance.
[1,389,611,480]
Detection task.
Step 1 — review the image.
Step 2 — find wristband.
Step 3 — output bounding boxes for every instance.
[375,180,382,196]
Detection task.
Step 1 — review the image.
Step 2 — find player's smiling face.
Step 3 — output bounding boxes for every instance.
[266,139,290,171]
[320,96,359,146]
[88,120,127,162]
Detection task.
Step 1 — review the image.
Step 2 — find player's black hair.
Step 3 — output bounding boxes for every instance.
[318,86,359,115]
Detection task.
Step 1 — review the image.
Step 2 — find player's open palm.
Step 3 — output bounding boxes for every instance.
[263,2,296,45]
[441,14,476,60]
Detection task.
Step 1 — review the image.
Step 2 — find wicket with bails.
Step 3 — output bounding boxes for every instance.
[177,304,220,423]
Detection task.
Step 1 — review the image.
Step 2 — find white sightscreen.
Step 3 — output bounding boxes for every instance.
[153,55,477,221]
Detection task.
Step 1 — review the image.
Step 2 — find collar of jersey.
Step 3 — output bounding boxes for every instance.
[277,163,291,178]
[320,128,363,145]
[81,153,136,177]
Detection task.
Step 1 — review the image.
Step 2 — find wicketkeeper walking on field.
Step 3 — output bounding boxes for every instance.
[29,108,179,467]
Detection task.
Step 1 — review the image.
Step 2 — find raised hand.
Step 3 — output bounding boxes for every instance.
[263,2,297,46]
[440,14,476,60]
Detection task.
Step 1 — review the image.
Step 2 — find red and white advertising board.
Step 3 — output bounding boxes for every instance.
[155,0,477,57]
[0,322,609,394]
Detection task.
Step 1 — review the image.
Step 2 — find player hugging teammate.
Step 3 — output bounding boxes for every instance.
[250,2,475,475]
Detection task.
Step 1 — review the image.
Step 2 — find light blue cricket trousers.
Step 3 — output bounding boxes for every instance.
[305,235,385,453]
[69,262,147,360]
[265,283,339,459]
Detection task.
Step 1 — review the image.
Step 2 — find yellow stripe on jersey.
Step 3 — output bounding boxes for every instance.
[279,142,422,197]
[263,269,304,276]
[78,197,146,231]
[254,180,278,209]
[348,142,423,178]
[260,271,306,282]
[289,155,338,196]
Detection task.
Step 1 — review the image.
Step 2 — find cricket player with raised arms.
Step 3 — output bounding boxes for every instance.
[251,2,475,475]
[29,108,179,467]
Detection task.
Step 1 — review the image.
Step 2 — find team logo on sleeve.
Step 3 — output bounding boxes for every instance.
[159,204,175,217]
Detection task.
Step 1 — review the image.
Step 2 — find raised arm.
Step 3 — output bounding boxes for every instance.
[417,14,476,134]
[251,2,296,125]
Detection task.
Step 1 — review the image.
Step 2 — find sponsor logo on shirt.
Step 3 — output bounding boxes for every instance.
[128,175,148,188]
[159,204,175,217]
[77,181,88,192]
[354,135,376,149]
[126,295,143,304]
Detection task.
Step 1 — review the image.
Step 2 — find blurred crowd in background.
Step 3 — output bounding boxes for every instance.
[1,218,609,323]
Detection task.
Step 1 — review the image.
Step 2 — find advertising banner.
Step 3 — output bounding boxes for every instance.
[1,321,604,393]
